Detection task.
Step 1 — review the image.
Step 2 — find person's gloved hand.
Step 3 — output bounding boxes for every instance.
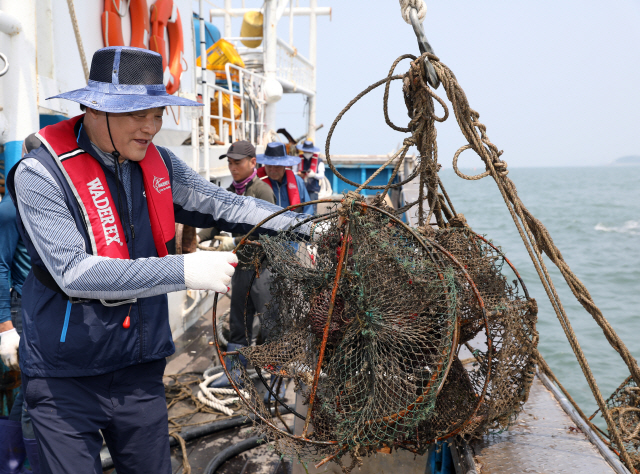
[214,236,236,252]
[184,252,238,293]
[305,170,316,179]
[0,328,20,370]
[311,220,333,241]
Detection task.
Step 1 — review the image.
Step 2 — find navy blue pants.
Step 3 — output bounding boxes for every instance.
[22,359,170,474]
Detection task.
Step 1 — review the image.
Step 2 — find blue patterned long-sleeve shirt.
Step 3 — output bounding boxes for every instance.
[12,142,311,302]
[0,194,31,323]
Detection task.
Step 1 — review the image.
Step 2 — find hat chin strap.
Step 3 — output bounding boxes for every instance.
[105,112,128,243]
[105,112,121,160]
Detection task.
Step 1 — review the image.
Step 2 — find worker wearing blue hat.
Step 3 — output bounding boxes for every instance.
[295,140,325,207]
[5,47,314,474]
[256,142,314,215]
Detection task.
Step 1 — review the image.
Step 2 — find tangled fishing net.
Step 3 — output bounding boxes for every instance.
[212,197,539,470]
[230,201,461,463]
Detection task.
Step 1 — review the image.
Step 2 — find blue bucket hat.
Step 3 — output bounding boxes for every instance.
[256,142,301,166]
[296,139,321,153]
[48,46,202,112]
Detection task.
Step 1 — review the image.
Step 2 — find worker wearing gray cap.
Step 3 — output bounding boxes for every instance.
[199,141,276,390]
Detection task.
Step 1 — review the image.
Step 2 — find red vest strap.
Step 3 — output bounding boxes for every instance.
[138,145,175,257]
[39,115,84,155]
[256,167,301,207]
[38,114,175,258]
[284,170,301,206]
[256,166,269,185]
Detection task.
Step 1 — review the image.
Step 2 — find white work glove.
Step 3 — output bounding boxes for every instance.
[305,170,316,179]
[311,220,333,242]
[184,251,238,293]
[0,328,20,371]
[214,236,237,252]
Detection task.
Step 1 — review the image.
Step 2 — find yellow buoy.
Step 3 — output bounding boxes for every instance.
[240,11,263,48]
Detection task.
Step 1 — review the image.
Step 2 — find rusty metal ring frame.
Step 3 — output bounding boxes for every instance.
[211,198,492,451]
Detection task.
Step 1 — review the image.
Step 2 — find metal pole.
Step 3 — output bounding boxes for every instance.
[0,0,38,174]
[288,0,294,46]
[191,17,199,171]
[224,0,232,38]
[307,0,317,142]
[199,0,210,181]
[263,0,278,133]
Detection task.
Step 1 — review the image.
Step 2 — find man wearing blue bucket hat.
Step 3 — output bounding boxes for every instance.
[256,142,314,215]
[5,47,312,474]
[295,139,325,211]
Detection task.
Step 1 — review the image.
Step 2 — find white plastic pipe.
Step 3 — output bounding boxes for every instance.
[263,0,278,133]
[0,10,21,36]
[0,0,38,168]
[307,0,317,141]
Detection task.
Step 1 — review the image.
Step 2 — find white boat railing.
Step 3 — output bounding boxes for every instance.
[197,63,268,176]
[275,38,314,95]
[207,63,267,145]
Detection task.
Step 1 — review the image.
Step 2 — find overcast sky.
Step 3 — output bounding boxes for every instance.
[205,0,640,167]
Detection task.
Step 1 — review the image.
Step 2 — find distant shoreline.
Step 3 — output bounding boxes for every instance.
[612,155,640,166]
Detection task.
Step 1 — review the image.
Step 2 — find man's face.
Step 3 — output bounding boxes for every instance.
[86,107,164,162]
[228,156,256,181]
[264,165,286,182]
[303,152,313,159]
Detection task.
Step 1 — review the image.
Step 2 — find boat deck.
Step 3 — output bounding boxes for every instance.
[472,376,616,474]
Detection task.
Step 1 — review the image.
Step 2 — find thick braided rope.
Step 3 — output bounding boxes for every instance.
[411,53,639,470]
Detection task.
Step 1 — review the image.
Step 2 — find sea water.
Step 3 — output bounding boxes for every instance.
[437,166,640,427]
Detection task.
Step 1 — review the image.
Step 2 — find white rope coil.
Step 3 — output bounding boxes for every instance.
[197,373,250,416]
[399,0,427,24]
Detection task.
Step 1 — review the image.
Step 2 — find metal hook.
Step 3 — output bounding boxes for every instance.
[408,7,440,89]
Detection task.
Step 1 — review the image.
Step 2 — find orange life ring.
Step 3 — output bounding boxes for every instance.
[102,0,150,49]
[149,0,184,95]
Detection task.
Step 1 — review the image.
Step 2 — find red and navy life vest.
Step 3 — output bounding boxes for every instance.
[298,151,319,173]
[298,152,321,193]
[37,115,175,259]
[6,115,178,377]
[256,167,301,207]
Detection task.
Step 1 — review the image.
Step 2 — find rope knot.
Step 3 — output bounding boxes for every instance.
[493,160,509,177]
[398,0,427,24]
